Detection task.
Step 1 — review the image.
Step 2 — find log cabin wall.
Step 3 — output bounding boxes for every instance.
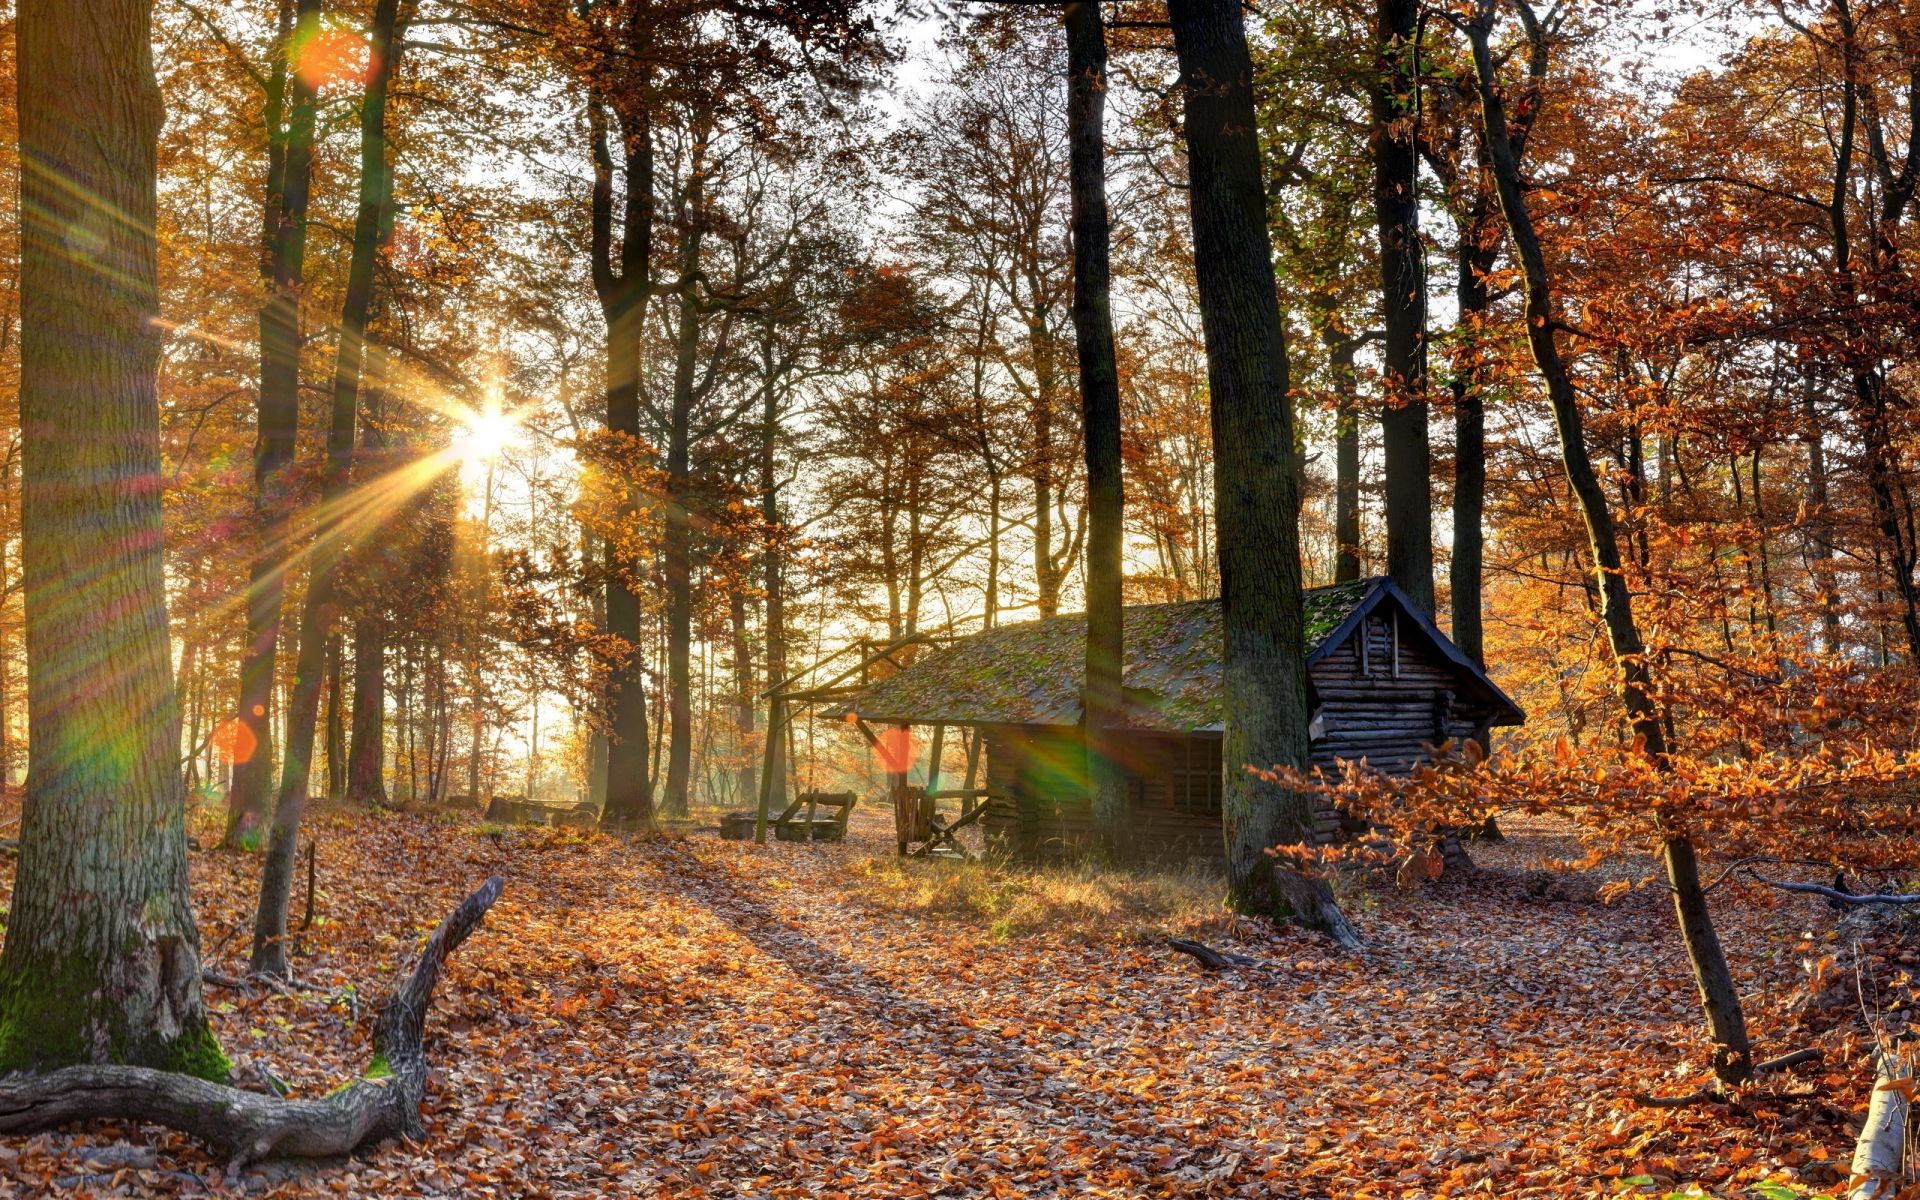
[1309,612,1503,777]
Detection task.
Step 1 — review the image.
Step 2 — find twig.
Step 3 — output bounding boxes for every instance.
[1749,872,1920,906]
[1630,1085,1728,1109]
[1167,938,1259,970]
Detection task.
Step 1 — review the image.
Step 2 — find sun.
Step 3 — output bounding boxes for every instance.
[456,402,520,465]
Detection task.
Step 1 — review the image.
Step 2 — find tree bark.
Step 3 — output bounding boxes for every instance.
[252,0,408,976]
[662,188,705,820]
[1323,325,1363,584]
[1467,0,1750,1083]
[0,878,503,1168]
[228,0,323,850]
[1168,0,1357,946]
[324,632,346,801]
[591,92,655,833]
[1371,0,1433,615]
[0,0,221,1075]
[1066,1,1129,862]
[1449,188,1496,665]
[347,612,388,804]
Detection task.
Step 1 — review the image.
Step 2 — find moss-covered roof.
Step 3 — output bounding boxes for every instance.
[848,578,1382,731]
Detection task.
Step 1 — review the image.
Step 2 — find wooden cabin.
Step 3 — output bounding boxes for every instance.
[844,577,1524,864]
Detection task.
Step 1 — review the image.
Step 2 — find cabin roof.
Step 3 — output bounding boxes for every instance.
[844,577,1524,731]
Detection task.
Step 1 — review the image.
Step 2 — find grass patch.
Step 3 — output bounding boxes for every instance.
[847,855,1230,942]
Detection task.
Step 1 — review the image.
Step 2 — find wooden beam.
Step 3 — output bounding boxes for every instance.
[926,722,945,795]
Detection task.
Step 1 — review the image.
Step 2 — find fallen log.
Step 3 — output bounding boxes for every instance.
[0,876,502,1170]
[1850,1048,1910,1200]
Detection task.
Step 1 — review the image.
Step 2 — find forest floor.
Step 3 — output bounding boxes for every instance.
[0,796,1898,1198]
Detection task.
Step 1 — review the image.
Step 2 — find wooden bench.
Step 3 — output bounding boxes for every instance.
[720,791,857,843]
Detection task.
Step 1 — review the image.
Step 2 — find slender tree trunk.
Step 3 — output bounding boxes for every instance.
[347,612,387,804]
[252,0,407,977]
[661,122,710,821]
[759,386,786,807]
[1449,191,1496,665]
[1168,0,1357,944]
[1066,0,1129,861]
[228,0,323,850]
[1467,4,1750,1083]
[1803,378,1842,653]
[1323,326,1363,584]
[1371,0,1433,614]
[324,633,346,801]
[0,0,222,1076]
[592,95,655,832]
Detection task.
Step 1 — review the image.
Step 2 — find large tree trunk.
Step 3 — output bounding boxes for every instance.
[1467,0,1750,1083]
[759,385,786,809]
[0,878,503,1168]
[0,0,221,1076]
[592,96,655,833]
[252,0,407,977]
[1168,0,1357,946]
[1066,0,1129,862]
[228,0,323,850]
[1371,0,1433,614]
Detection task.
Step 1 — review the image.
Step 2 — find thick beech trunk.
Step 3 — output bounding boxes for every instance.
[1168,0,1357,946]
[253,0,406,976]
[229,0,323,850]
[1067,1,1129,861]
[0,878,502,1168]
[1467,1,1750,1083]
[1372,0,1433,615]
[0,0,221,1076]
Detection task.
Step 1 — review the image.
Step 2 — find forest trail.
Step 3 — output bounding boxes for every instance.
[0,800,1876,1197]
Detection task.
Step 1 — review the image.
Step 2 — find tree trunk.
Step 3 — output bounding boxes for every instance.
[592,95,655,833]
[1324,326,1363,584]
[759,384,786,809]
[1168,0,1357,946]
[1066,0,1129,862]
[252,0,406,977]
[661,120,711,821]
[324,632,346,801]
[1449,190,1496,665]
[0,878,503,1168]
[1467,2,1750,1083]
[347,612,387,805]
[1371,0,1433,615]
[228,0,323,850]
[0,0,222,1076]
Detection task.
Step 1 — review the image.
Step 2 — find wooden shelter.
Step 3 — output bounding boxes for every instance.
[840,577,1523,863]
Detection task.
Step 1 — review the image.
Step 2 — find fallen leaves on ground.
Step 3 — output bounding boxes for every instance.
[0,802,1890,1197]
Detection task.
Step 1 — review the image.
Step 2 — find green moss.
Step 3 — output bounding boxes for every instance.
[0,955,230,1081]
[364,1051,394,1079]
[152,1020,232,1082]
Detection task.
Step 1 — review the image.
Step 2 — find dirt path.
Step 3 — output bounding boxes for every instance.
[0,805,1873,1197]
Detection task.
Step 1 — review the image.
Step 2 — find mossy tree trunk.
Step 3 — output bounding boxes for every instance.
[1168,0,1358,947]
[0,0,223,1077]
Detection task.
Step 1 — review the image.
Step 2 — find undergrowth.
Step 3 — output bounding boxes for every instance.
[846,854,1231,942]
